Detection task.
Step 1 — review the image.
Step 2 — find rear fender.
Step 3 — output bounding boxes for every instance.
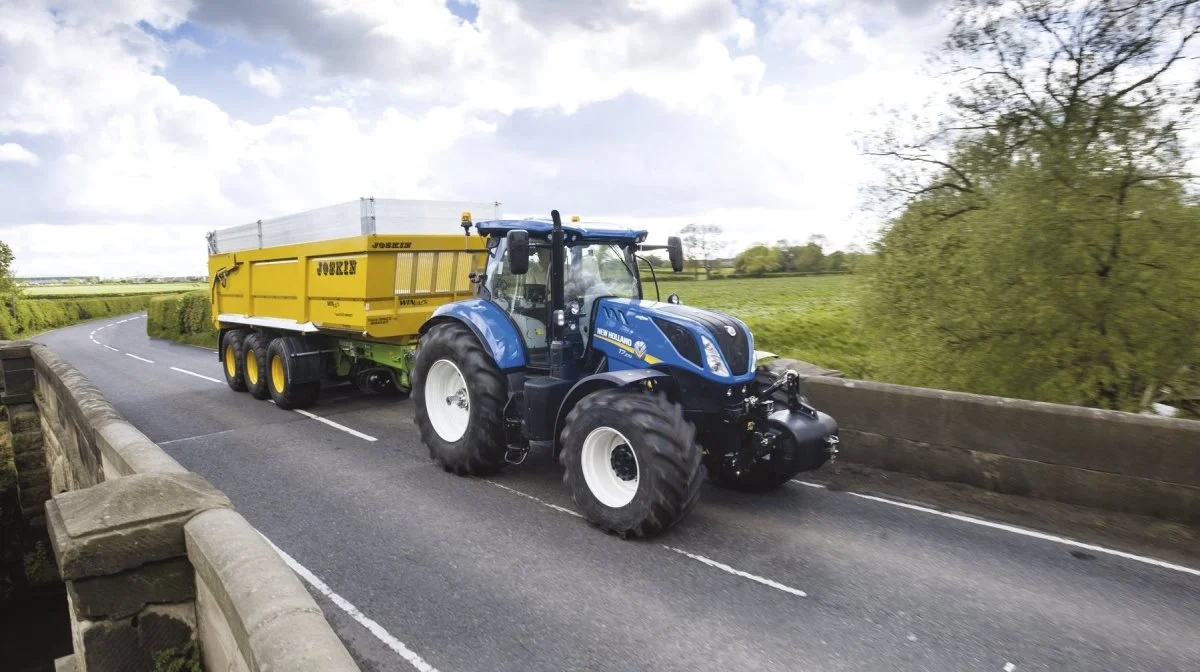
[552,369,680,456]
[421,299,527,371]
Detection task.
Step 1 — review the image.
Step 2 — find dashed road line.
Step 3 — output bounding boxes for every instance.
[263,537,439,672]
[846,492,1200,577]
[485,480,808,599]
[169,366,222,384]
[293,409,378,442]
[486,481,583,518]
[102,345,119,352]
[662,545,807,597]
[124,353,155,364]
[791,480,828,489]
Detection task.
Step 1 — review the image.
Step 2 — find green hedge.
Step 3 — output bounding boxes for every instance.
[0,295,159,340]
[147,292,218,347]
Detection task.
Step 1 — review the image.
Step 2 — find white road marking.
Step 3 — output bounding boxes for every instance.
[486,480,808,598]
[169,366,222,384]
[663,545,808,598]
[102,345,119,352]
[293,409,378,442]
[791,480,828,489]
[262,537,439,672]
[124,353,155,364]
[105,323,114,327]
[1004,663,1016,672]
[847,493,1200,577]
[158,428,238,446]
[485,481,583,518]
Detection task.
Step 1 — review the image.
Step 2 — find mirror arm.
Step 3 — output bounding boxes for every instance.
[634,254,660,302]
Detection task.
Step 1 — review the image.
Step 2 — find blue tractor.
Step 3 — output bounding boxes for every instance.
[413,211,839,537]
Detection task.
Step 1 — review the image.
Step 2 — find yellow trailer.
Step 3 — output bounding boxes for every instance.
[209,233,486,343]
[207,199,493,408]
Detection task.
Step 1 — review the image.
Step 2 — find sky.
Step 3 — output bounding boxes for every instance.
[0,0,953,278]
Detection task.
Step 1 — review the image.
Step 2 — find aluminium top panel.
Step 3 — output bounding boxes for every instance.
[209,198,501,254]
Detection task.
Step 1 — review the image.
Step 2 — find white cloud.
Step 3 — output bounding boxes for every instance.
[0,0,960,276]
[235,61,283,98]
[0,143,38,165]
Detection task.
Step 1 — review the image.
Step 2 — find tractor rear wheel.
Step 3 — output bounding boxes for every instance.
[412,323,507,476]
[560,390,703,538]
[243,332,273,400]
[221,329,250,392]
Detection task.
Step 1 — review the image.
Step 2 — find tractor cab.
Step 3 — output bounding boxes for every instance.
[473,216,682,372]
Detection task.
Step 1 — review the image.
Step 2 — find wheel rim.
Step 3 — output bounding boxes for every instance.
[246,350,259,385]
[581,426,639,508]
[271,355,286,394]
[425,359,470,442]
[224,344,236,378]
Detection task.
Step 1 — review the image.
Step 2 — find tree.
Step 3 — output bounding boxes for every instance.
[0,241,16,299]
[679,223,726,279]
[733,245,782,276]
[863,0,1200,412]
[794,243,825,272]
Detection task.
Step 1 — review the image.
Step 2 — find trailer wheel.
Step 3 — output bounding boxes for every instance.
[221,329,250,392]
[412,322,507,476]
[560,390,703,538]
[267,337,321,409]
[242,333,273,400]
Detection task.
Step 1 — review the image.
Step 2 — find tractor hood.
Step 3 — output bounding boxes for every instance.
[590,298,756,383]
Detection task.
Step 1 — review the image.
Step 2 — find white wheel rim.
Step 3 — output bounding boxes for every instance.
[426,359,470,442]
[581,426,640,508]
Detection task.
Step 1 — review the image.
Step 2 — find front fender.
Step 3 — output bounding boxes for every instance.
[422,299,527,370]
[552,369,680,455]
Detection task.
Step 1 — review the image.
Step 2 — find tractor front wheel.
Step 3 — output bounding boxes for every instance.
[412,323,507,476]
[560,390,703,538]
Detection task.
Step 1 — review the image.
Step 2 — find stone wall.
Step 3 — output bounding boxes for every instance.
[769,360,1200,523]
[2,341,359,672]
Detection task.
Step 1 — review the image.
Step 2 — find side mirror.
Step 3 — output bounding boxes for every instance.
[667,236,684,273]
[667,293,681,305]
[507,230,529,275]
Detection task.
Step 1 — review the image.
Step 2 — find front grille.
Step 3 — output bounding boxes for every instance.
[653,318,702,368]
[656,305,750,375]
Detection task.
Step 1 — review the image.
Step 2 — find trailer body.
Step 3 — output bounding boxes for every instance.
[209,233,486,343]
[208,199,492,398]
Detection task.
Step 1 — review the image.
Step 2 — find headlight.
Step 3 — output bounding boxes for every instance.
[701,335,730,376]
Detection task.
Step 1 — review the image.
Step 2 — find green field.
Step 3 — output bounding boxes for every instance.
[22,282,205,297]
[651,275,872,378]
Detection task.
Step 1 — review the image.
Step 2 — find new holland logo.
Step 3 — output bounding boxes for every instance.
[633,340,647,359]
[724,325,736,337]
[596,328,633,348]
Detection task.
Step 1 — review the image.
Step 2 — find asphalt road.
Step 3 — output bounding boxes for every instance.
[36,315,1200,672]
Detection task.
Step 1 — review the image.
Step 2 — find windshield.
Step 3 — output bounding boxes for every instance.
[565,243,640,305]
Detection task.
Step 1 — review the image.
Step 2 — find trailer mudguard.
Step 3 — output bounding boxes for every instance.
[552,369,681,454]
[421,299,528,370]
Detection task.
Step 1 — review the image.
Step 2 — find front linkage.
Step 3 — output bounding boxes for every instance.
[704,368,840,491]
